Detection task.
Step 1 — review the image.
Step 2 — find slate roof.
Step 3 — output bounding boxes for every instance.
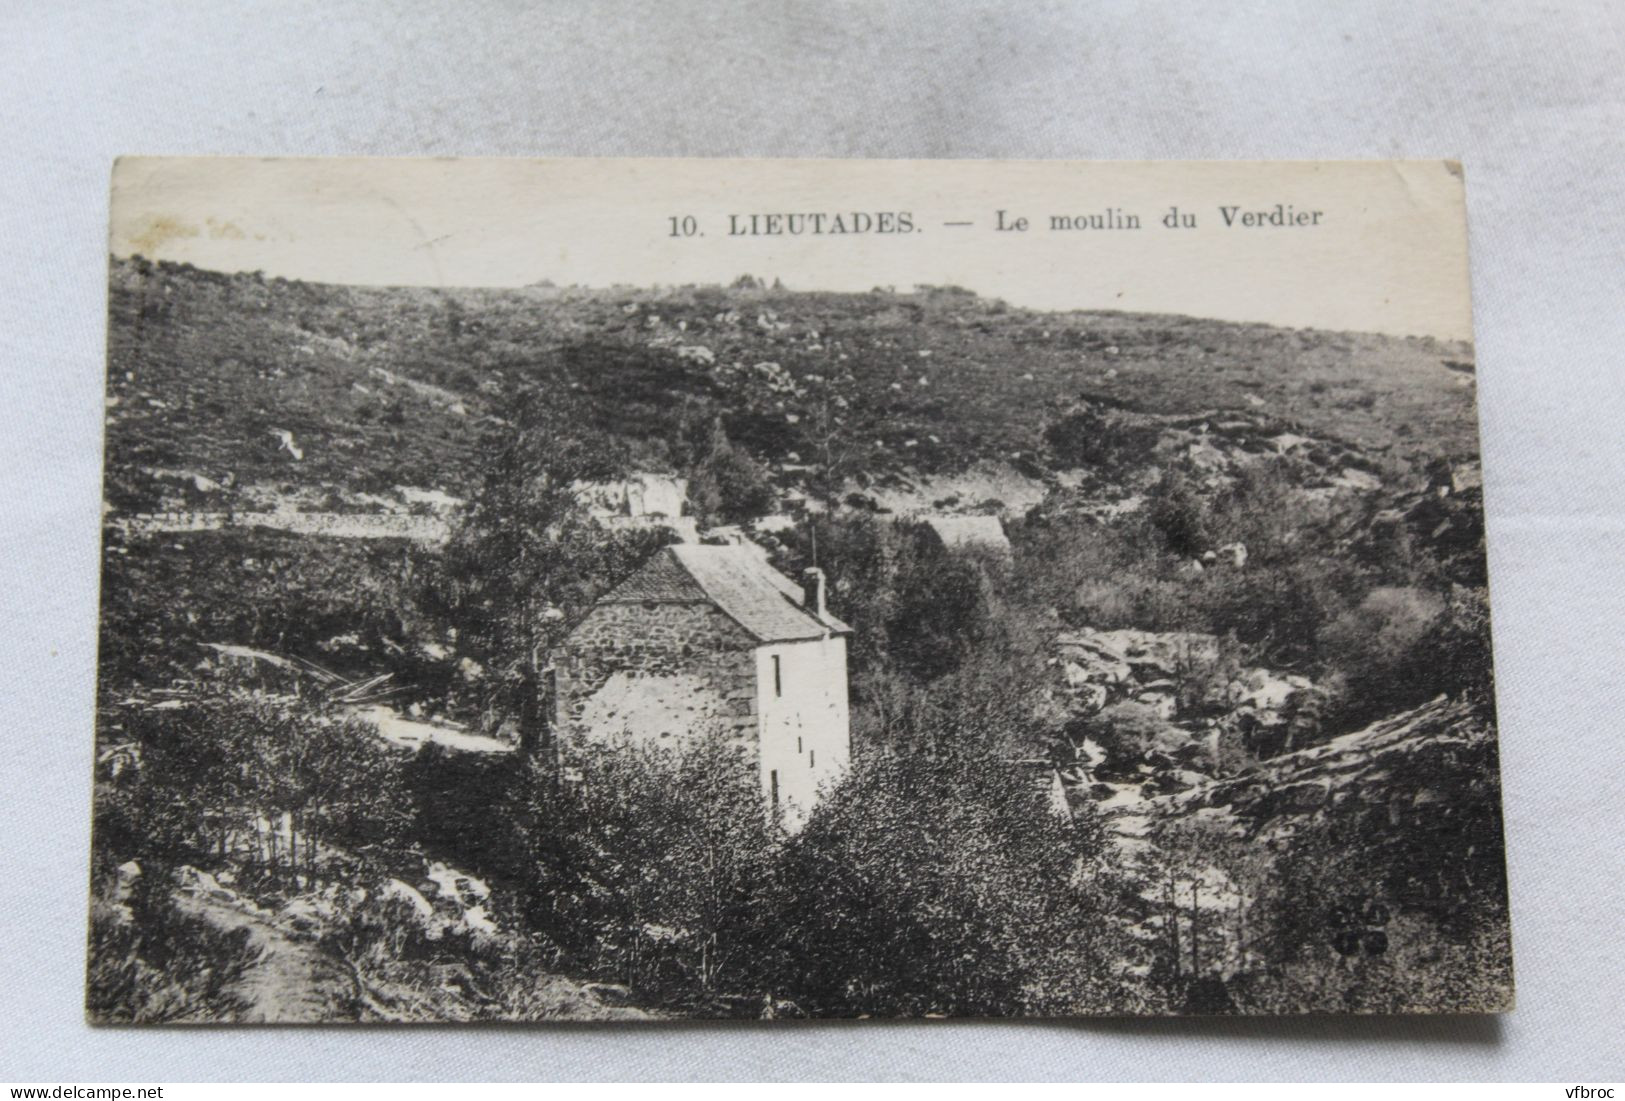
[599,545,851,643]
[921,514,1012,554]
[599,548,710,603]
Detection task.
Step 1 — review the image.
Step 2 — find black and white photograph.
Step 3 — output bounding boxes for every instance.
[87,156,1511,1023]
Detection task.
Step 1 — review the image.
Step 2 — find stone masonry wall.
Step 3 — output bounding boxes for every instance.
[555,601,759,750]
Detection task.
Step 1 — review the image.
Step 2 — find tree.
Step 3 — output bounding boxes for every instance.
[888,538,996,682]
[686,417,776,525]
[432,392,672,714]
[801,370,864,510]
[95,683,410,886]
[1146,467,1210,558]
[1147,814,1272,1003]
[1042,405,1159,471]
[504,731,779,1005]
[774,513,1055,759]
[771,511,909,675]
[754,754,1110,1017]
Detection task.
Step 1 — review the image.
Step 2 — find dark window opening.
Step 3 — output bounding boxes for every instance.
[770,769,779,809]
[543,667,558,726]
[772,654,782,697]
[810,750,816,768]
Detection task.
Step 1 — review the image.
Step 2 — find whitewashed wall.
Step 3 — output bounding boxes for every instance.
[754,635,851,830]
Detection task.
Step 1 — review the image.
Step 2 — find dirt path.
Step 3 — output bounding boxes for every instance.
[172,891,358,1023]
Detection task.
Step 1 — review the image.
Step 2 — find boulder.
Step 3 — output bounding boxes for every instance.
[114,860,142,903]
[1056,627,1218,692]
[1149,725,1193,757]
[174,864,235,904]
[1143,768,1210,796]
[1135,686,1179,719]
[1227,669,1314,715]
[379,878,442,939]
[279,896,330,935]
[1143,697,1491,843]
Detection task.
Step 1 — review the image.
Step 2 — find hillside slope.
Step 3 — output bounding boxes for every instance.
[105,257,1480,518]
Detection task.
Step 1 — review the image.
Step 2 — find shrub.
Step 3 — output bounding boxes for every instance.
[1320,585,1446,725]
[752,753,1110,1017]
[505,732,778,1006]
[97,527,433,690]
[686,419,777,524]
[1146,468,1210,558]
[1240,728,1512,1013]
[85,886,258,1023]
[95,684,410,884]
[1070,701,1178,773]
[1043,407,1159,471]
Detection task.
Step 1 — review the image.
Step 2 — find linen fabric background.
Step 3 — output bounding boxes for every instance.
[1,0,1621,1082]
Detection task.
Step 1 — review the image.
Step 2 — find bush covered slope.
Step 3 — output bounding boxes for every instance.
[93,256,1506,1019]
[105,257,1479,515]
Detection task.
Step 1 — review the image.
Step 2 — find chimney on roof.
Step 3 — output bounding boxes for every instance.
[801,567,827,620]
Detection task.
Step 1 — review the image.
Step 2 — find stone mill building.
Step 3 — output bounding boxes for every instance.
[552,544,852,829]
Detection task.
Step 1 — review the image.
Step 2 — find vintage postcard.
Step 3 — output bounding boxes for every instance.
[91,157,1510,1022]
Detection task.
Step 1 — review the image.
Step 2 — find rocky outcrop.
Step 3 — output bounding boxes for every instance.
[1086,695,1505,1002]
[1362,470,1487,586]
[1055,627,1218,712]
[1042,402,1388,515]
[1054,627,1313,746]
[1143,695,1495,845]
